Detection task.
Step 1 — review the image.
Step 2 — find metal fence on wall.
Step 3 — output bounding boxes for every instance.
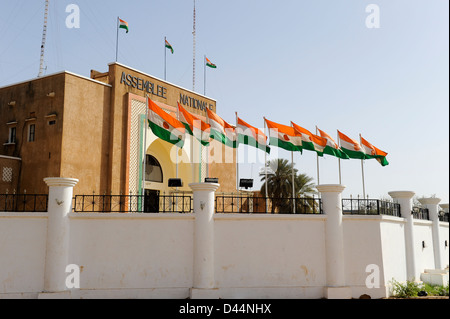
[215,194,323,214]
[412,206,430,220]
[0,194,48,212]
[72,193,192,213]
[342,198,401,217]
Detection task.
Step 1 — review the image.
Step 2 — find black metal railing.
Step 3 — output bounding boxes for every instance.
[412,207,430,220]
[215,194,322,214]
[73,194,192,213]
[0,194,48,212]
[342,198,401,217]
[439,212,449,222]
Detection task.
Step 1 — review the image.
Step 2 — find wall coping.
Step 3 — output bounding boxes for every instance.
[418,198,442,205]
[68,212,194,220]
[0,212,48,218]
[189,183,220,192]
[316,184,346,193]
[343,214,406,223]
[413,219,433,226]
[44,177,79,187]
[388,191,415,199]
[214,213,327,221]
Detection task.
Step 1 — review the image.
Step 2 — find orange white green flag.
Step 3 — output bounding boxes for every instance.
[165,39,174,54]
[206,108,237,148]
[291,122,327,156]
[265,118,302,152]
[119,18,129,33]
[360,136,389,166]
[205,57,217,69]
[237,117,270,153]
[147,98,185,148]
[317,127,349,159]
[178,103,211,146]
[337,130,366,159]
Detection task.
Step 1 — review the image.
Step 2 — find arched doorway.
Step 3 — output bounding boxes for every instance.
[144,155,162,212]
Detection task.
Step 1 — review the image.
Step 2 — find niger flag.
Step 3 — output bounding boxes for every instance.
[205,57,217,68]
[147,98,185,148]
[291,122,327,156]
[317,127,349,159]
[178,103,211,146]
[207,108,237,148]
[265,118,302,152]
[360,136,389,166]
[337,130,366,159]
[237,117,270,153]
[119,18,129,33]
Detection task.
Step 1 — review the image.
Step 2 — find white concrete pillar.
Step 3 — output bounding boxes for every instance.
[388,191,416,281]
[189,182,220,291]
[317,184,351,299]
[43,177,78,292]
[418,197,443,270]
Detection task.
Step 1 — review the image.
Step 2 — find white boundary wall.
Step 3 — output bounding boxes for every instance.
[0,178,448,299]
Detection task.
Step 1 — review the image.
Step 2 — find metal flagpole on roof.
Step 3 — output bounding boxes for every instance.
[204,55,206,95]
[360,133,366,199]
[235,112,239,192]
[337,130,342,184]
[315,126,320,186]
[291,122,296,214]
[235,112,240,211]
[164,36,167,81]
[115,17,119,62]
[264,119,269,213]
[142,96,149,208]
[206,109,209,178]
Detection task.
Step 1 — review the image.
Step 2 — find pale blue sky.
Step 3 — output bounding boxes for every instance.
[0,0,448,203]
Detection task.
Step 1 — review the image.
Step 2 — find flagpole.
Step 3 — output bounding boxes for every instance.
[264,118,269,213]
[199,137,202,183]
[176,103,179,181]
[206,110,209,178]
[175,102,179,208]
[143,96,149,201]
[360,134,366,199]
[337,130,342,184]
[164,36,167,81]
[204,55,206,95]
[235,112,241,212]
[235,112,239,192]
[115,17,119,62]
[191,112,195,184]
[315,126,320,186]
[291,122,296,214]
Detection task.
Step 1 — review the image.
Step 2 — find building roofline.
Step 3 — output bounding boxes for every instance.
[0,70,112,90]
[108,62,216,102]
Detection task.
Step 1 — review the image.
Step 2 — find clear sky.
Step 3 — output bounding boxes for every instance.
[0,0,448,203]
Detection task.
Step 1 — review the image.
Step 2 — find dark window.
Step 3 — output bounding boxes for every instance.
[28,124,35,142]
[145,155,163,183]
[8,127,16,143]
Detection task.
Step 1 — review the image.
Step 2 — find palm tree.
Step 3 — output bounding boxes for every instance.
[260,158,318,213]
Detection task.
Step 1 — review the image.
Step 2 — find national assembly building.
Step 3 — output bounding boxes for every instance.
[0,63,237,205]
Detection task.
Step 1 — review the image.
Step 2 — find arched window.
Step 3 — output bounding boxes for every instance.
[145,155,163,183]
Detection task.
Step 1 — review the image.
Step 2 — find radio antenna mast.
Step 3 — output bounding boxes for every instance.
[192,0,196,91]
[38,0,50,77]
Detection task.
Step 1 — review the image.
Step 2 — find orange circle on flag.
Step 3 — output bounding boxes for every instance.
[163,122,170,130]
[283,134,290,141]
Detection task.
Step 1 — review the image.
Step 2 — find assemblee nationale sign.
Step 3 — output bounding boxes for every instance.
[120,72,213,111]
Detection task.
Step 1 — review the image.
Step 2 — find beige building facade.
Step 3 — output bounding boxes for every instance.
[0,63,236,197]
